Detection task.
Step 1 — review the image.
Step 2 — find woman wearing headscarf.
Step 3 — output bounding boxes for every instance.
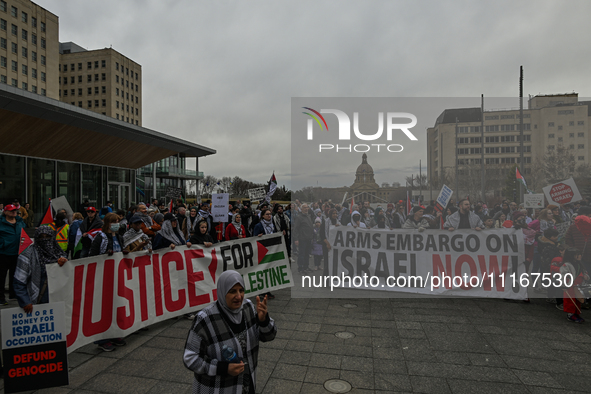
[190,220,214,247]
[153,213,192,250]
[14,226,67,313]
[183,206,201,240]
[370,207,388,229]
[252,209,277,237]
[225,213,246,241]
[183,270,276,394]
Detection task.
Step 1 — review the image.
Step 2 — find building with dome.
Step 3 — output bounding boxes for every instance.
[301,153,405,203]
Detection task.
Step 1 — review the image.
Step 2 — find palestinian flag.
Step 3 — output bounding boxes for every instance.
[349,196,355,214]
[406,191,412,216]
[38,200,54,227]
[256,234,285,265]
[19,229,32,255]
[265,173,277,203]
[73,228,101,256]
[516,167,533,194]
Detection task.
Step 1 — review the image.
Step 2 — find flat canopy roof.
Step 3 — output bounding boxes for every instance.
[0,84,215,169]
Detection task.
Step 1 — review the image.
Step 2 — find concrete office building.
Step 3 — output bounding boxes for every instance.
[58,42,142,126]
[0,0,59,98]
[427,93,590,199]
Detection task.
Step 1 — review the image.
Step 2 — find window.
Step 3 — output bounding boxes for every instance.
[558,137,563,142]
[11,23,16,35]
[131,82,133,90]
[0,56,5,68]
[116,75,119,83]
[558,110,574,115]
[0,37,5,49]
[116,101,119,109]
[570,133,575,138]
[548,122,554,127]
[548,133,554,138]
[579,156,585,161]
[63,77,67,85]
[78,75,82,83]
[135,72,138,80]
[126,80,129,87]
[126,117,129,122]
[516,145,531,153]
[116,114,119,119]
[578,121,585,126]
[485,147,499,154]
[131,95,134,102]
[101,60,106,68]
[75,88,80,96]
[136,120,138,126]
[102,99,106,107]
[485,125,499,132]
[87,100,91,108]
[516,134,531,142]
[126,67,129,75]
[87,87,91,94]
[70,76,74,83]
[579,132,585,137]
[40,37,45,49]
[135,96,138,103]
[569,121,575,126]
[135,85,138,92]
[78,101,82,107]
[0,1,5,12]
[131,106,134,113]
[31,85,36,93]
[94,100,99,107]
[10,5,16,18]
[40,21,45,32]
[126,92,129,100]
[31,17,36,28]
[116,88,119,96]
[11,78,16,87]
[94,60,98,68]
[31,33,36,45]
[41,88,45,96]
[30,52,36,63]
[63,64,67,72]
[548,145,555,150]
[126,104,129,112]
[0,75,5,84]
[76,63,81,71]
[87,62,91,69]
[500,146,515,153]
[21,29,26,40]
[94,74,98,81]
[500,124,514,131]
[41,55,45,65]
[21,82,26,90]
[570,144,575,149]
[558,126,563,130]
[94,86,98,94]
[41,71,45,82]
[85,75,91,83]
[101,86,106,94]
[101,73,105,81]
[21,47,26,57]
[0,18,5,30]
[500,135,515,142]
[11,60,16,71]
[63,89,67,96]
[21,64,26,75]
[21,11,26,23]
[11,42,16,53]
[579,144,585,149]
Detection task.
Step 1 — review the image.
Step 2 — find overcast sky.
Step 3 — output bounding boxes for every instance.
[37,0,591,191]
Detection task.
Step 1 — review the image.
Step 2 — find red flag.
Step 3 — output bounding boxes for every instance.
[38,200,53,226]
[349,196,355,214]
[216,222,224,241]
[169,198,173,213]
[19,229,32,254]
[406,191,412,216]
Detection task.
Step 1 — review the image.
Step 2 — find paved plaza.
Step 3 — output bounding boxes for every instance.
[2,275,591,393]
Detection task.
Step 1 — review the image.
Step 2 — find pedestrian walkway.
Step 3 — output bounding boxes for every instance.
[1,287,591,393]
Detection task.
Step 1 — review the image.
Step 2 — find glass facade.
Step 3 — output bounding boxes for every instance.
[0,154,135,224]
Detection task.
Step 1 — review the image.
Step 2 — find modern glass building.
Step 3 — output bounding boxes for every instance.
[0,83,215,223]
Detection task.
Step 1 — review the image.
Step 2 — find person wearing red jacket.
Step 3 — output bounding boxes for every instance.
[559,248,589,323]
[225,213,246,241]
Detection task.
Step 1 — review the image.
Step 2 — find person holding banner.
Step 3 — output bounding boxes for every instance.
[14,226,67,313]
[0,204,27,304]
[183,206,201,240]
[402,206,430,231]
[190,220,214,247]
[89,213,126,257]
[123,215,153,252]
[79,207,103,258]
[225,214,246,241]
[183,270,276,394]
[153,213,191,250]
[444,199,483,231]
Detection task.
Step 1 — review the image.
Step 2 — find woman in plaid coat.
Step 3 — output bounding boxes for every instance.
[183,270,277,394]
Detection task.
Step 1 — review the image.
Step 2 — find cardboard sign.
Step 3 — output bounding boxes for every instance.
[1,303,69,393]
[211,193,230,222]
[165,186,183,199]
[542,178,582,205]
[434,185,453,212]
[247,187,266,202]
[523,194,545,209]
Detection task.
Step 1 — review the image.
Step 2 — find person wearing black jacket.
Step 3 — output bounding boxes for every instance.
[294,204,314,273]
[79,207,103,258]
[89,213,126,257]
[189,220,214,247]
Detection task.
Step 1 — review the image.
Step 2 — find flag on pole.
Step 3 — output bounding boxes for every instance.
[265,173,277,203]
[169,198,174,213]
[38,199,54,227]
[516,167,533,194]
[19,229,32,255]
[406,191,412,216]
[73,227,101,256]
[350,196,355,214]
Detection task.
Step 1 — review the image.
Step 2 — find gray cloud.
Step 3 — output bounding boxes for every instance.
[38,0,591,190]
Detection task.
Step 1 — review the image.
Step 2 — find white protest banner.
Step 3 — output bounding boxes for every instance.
[434,185,453,212]
[542,178,582,205]
[248,187,266,202]
[1,302,69,392]
[327,227,528,299]
[47,234,292,353]
[211,193,229,222]
[523,194,545,209]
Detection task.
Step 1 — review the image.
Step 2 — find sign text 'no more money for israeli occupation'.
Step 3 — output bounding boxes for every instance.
[326,227,527,299]
[47,234,293,353]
